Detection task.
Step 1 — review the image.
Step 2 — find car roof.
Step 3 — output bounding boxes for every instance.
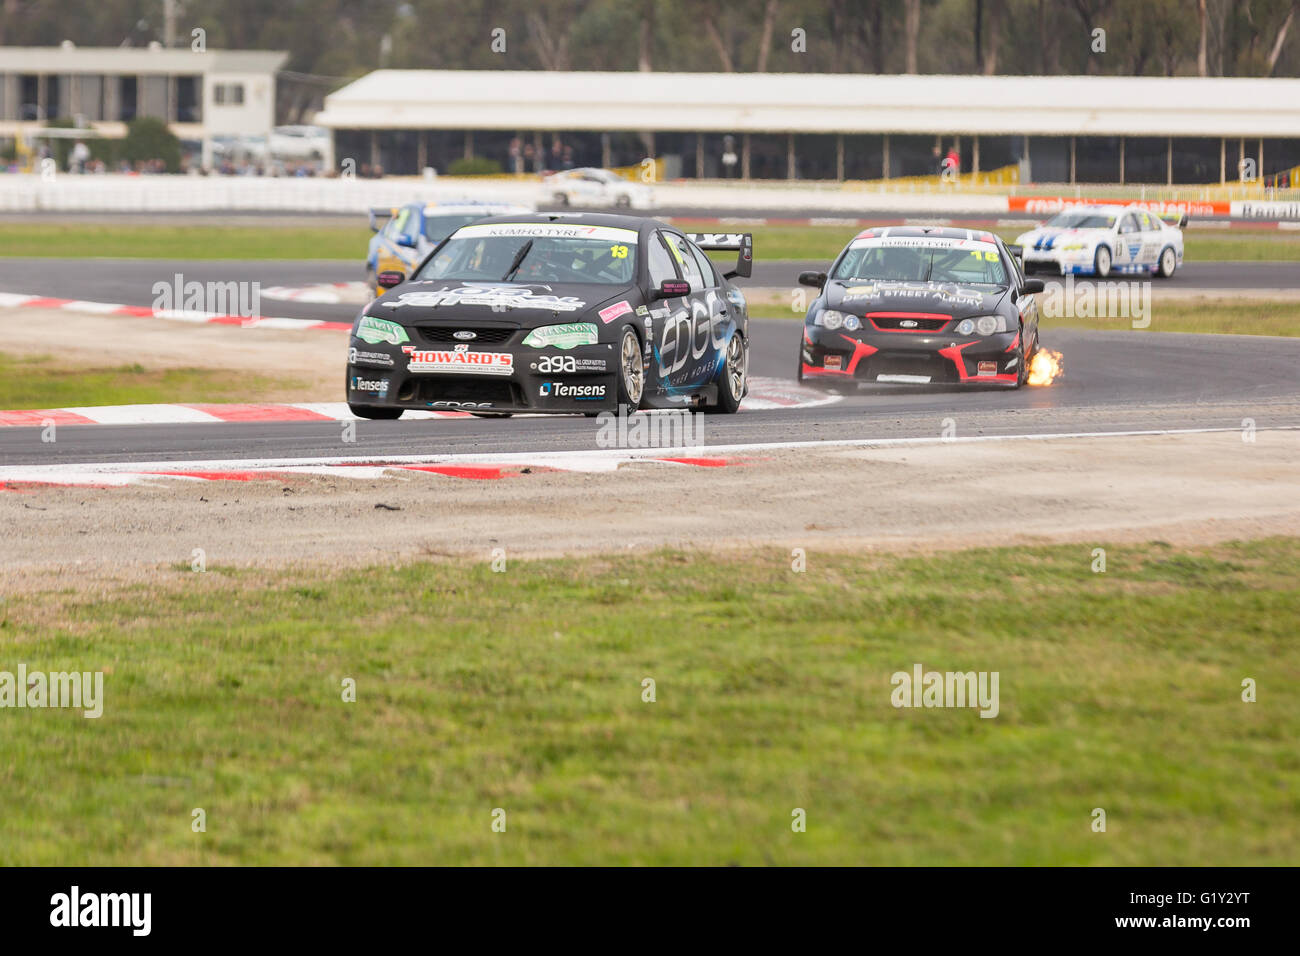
[852,225,1000,243]
[459,212,660,232]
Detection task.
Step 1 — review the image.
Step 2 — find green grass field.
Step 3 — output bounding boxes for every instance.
[2,221,1298,264]
[3,538,1296,865]
[0,353,308,408]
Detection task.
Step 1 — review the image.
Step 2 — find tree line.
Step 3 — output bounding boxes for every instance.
[2,0,1296,81]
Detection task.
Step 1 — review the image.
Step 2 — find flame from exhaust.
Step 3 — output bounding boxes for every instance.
[1026,348,1064,387]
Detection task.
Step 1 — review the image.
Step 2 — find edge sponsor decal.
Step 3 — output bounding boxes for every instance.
[356,315,410,346]
[521,322,599,349]
[402,344,514,376]
[430,400,493,409]
[598,300,634,324]
[539,381,607,400]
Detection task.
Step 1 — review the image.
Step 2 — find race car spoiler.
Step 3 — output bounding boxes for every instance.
[687,232,753,280]
[368,207,397,233]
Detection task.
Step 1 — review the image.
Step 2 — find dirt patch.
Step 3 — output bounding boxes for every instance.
[3,431,1297,594]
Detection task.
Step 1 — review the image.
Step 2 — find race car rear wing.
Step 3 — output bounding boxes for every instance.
[687,232,753,280]
[368,207,397,233]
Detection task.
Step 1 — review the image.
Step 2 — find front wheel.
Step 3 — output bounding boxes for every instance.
[1156,245,1177,278]
[349,403,402,420]
[616,325,645,410]
[708,332,747,414]
[1093,245,1112,278]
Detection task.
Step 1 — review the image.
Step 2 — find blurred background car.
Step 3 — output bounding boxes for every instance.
[544,167,654,209]
[365,200,535,292]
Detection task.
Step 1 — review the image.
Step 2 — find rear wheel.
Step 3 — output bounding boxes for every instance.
[1093,245,1112,278]
[708,332,747,414]
[616,325,645,410]
[1156,245,1177,278]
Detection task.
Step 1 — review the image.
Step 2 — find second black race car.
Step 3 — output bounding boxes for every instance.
[346,213,752,418]
[797,226,1043,388]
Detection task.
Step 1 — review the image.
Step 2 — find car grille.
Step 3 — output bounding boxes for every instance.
[416,325,517,345]
[396,376,523,406]
[867,314,951,332]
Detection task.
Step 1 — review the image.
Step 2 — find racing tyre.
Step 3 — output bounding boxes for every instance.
[1093,245,1112,278]
[349,404,402,420]
[615,194,632,209]
[708,332,747,414]
[616,325,645,410]
[1156,246,1178,278]
[552,192,569,206]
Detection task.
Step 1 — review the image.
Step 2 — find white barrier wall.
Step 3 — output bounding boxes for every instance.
[0,173,1013,214]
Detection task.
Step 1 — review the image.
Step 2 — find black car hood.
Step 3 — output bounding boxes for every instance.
[825,279,1007,319]
[366,280,633,328]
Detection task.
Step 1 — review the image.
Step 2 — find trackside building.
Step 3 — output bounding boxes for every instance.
[314,70,1300,186]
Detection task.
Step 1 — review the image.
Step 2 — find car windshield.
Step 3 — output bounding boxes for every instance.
[1045,212,1117,229]
[832,238,1008,286]
[414,223,638,284]
[422,213,495,241]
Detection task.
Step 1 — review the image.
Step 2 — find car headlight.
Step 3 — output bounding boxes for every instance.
[1058,242,1086,251]
[957,315,1011,336]
[815,309,847,330]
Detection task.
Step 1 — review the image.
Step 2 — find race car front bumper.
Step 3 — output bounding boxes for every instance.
[800,326,1022,385]
[347,335,621,413]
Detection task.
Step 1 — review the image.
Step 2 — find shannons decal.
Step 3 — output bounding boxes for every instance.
[356,315,410,345]
[384,286,586,312]
[402,345,514,376]
[522,322,599,349]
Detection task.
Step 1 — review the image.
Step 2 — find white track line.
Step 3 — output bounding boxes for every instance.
[4,424,1294,484]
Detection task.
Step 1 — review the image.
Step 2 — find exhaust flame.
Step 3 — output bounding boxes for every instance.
[1027,348,1064,387]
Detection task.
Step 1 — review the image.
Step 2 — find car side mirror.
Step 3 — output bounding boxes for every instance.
[1022,278,1045,294]
[396,234,418,248]
[377,270,405,290]
[655,279,691,299]
[798,271,827,288]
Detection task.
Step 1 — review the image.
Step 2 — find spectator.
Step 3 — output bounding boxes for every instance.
[69,140,90,174]
[945,145,960,176]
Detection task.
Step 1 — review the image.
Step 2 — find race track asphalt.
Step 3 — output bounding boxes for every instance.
[2,314,1297,465]
[1,257,1297,326]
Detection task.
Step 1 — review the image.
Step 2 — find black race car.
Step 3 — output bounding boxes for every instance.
[797,226,1043,388]
[346,213,752,418]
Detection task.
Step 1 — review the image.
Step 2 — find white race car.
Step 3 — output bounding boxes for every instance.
[545,168,655,209]
[1015,204,1185,278]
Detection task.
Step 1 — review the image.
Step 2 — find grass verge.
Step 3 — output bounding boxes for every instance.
[2,222,1298,263]
[0,352,308,408]
[2,538,1296,865]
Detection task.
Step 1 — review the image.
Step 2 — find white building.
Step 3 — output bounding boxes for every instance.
[315,69,1300,185]
[0,44,287,167]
